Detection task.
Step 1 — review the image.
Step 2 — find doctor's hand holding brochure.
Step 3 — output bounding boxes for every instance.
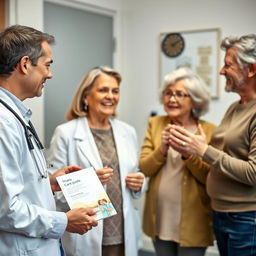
[57,167,117,221]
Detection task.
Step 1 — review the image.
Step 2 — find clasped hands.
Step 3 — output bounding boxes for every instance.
[160,124,208,158]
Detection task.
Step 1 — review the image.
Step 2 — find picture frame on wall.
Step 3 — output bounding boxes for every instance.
[159,28,221,99]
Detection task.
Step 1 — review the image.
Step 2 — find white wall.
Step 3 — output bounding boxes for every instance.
[8,0,45,140]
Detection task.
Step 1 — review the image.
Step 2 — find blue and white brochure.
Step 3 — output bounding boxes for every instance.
[56,167,117,220]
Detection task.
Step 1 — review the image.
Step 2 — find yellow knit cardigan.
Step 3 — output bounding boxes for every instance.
[139,115,216,246]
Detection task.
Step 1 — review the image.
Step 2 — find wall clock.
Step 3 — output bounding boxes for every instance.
[161,33,185,57]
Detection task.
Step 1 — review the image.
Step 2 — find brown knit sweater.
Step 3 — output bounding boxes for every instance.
[204,99,256,212]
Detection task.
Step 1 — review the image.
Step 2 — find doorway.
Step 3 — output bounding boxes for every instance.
[44,1,113,147]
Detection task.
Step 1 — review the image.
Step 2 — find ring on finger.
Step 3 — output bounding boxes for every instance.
[182,141,187,146]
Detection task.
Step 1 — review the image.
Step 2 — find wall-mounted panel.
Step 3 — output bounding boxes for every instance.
[0,0,5,30]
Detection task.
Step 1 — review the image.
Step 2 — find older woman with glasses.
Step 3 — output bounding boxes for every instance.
[139,67,216,256]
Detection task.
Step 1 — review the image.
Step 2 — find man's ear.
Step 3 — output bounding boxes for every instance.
[248,63,256,78]
[18,56,31,74]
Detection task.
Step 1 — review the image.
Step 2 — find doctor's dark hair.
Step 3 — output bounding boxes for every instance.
[0,25,55,77]
[66,66,122,120]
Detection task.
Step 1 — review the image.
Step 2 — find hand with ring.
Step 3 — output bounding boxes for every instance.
[182,141,187,147]
[169,124,208,157]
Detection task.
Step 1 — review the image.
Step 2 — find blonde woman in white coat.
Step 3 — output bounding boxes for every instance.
[48,66,145,256]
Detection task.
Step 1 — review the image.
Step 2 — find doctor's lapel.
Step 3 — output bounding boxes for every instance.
[74,118,103,170]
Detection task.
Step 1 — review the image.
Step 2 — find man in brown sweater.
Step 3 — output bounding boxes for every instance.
[169,34,256,256]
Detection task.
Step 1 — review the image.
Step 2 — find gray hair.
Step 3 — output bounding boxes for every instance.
[221,34,256,68]
[0,25,55,77]
[160,67,210,119]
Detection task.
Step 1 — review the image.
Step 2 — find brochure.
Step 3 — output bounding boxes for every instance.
[56,167,117,220]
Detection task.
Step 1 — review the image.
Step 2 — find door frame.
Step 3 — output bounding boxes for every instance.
[44,0,121,70]
[0,0,6,30]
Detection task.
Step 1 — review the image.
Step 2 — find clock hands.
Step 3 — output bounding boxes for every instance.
[171,40,182,47]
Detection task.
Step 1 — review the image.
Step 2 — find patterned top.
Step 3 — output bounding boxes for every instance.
[90,128,124,245]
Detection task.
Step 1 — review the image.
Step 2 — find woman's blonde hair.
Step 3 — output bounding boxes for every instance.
[66,66,122,120]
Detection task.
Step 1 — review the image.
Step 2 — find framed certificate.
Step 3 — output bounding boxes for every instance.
[159,28,221,98]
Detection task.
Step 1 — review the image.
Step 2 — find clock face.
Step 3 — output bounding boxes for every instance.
[161,33,185,57]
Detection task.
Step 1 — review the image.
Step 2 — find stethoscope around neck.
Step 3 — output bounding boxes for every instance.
[0,99,48,178]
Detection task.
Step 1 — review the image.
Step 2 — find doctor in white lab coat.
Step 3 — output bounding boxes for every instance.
[48,66,145,256]
[0,25,97,256]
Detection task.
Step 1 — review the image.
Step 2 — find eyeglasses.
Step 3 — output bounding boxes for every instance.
[163,89,190,100]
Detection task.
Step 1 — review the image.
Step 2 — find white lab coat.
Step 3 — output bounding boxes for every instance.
[0,89,66,256]
[48,117,144,256]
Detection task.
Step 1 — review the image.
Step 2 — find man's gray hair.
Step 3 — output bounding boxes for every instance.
[221,34,256,68]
